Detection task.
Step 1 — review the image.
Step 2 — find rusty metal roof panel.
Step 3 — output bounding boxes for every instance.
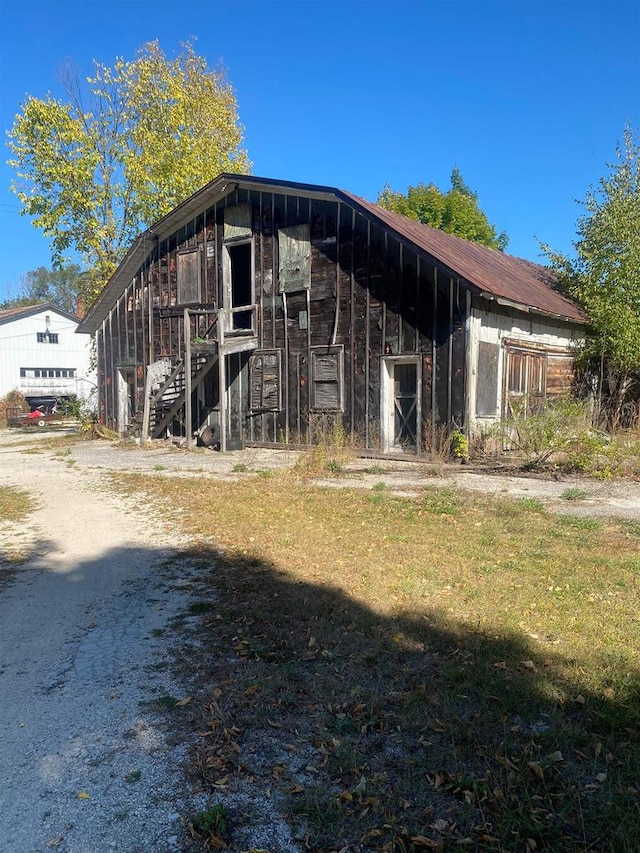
[339,192,587,324]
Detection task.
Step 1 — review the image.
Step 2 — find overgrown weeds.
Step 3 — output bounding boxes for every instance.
[111,471,640,851]
[293,416,358,479]
[0,485,34,523]
[495,396,640,477]
[188,803,229,846]
[0,485,36,589]
[0,389,28,427]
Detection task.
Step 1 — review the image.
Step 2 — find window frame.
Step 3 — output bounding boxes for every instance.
[222,236,256,333]
[503,345,548,418]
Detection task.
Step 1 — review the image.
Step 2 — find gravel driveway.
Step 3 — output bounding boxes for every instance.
[0,430,200,853]
[1,428,638,853]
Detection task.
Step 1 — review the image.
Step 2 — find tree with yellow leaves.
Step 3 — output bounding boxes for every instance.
[8,41,250,304]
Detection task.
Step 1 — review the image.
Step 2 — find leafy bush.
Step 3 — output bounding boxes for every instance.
[0,390,27,426]
[562,428,619,476]
[423,422,471,466]
[500,396,592,468]
[450,429,469,459]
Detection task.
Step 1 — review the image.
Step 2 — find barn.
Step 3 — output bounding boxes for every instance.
[77,174,587,453]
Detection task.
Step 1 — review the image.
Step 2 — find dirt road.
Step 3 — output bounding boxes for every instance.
[0,431,197,853]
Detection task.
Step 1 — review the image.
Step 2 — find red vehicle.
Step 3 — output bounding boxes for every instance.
[6,406,66,427]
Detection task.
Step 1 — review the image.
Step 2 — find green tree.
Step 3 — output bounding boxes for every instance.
[7,40,250,304]
[377,167,508,250]
[0,265,83,314]
[543,126,640,428]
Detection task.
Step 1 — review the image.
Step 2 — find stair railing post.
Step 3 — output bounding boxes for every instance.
[218,307,226,453]
[184,308,193,449]
[141,366,152,443]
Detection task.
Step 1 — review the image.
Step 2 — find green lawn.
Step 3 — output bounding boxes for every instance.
[114,469,640,852]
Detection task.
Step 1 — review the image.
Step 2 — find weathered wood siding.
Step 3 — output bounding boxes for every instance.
[97,187,468,449]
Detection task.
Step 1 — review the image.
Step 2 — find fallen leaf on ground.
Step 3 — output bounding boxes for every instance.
[411,836,443,850]
[528,761,544,780]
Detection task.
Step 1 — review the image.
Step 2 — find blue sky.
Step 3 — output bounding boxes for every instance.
[0,0,638,303]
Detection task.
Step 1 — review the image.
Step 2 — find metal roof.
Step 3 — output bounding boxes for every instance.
[78,174,587,333]
[339,192,587,324]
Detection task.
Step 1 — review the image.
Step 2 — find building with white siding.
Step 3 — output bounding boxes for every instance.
[0,304,95,411]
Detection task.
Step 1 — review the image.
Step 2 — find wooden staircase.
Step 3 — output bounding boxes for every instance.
[141,307,258,444]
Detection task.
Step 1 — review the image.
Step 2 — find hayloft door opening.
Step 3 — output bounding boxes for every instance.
[223,240,254,332]
[381,357,420,453]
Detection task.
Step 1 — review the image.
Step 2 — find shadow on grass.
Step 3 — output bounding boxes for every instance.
[169,545,640,853]
[2,527,636,853]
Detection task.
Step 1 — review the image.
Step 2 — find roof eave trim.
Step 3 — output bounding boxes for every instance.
[482,293,588,326]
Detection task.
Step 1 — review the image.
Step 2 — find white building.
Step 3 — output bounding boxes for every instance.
[0,303,95,410]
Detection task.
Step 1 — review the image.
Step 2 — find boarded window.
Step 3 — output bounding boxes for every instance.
[177,248,201,304]
[278,224,311,292]
[223,203,252,240]
[311,347,343,411]
[250,350,282,411]
[476,341,499,416]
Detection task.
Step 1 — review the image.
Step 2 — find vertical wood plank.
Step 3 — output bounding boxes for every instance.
[184,308,192,449]
[365,220,371,448]
[431,267,438,451]
[108,311,115,430]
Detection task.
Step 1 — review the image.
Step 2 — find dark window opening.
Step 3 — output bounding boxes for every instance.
[228,242,253,330]
[22,367,76,379]
[37,332,59,344]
